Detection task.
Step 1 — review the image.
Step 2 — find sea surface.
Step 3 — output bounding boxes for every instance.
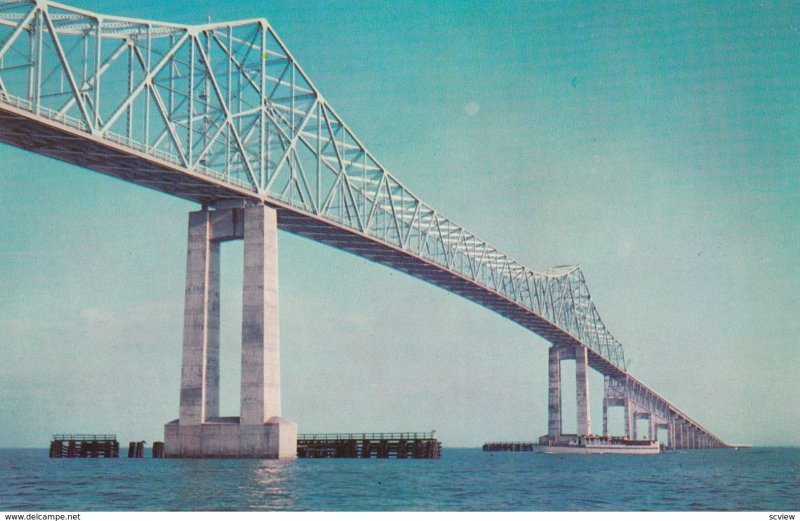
[0,447,797,511]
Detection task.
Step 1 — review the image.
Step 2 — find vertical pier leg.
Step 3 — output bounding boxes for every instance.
[241,204,281,424]
[178,209,220,425]
[623,394,632,439]
[668,421,675,449]
[239,205,296,458]
[602,375,609,437]
[623,377,634,439]
[681,421,688,449]
[575,345,591,436]
[547,345,562,440]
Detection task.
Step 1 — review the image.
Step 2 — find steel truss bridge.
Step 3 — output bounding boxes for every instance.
[0,0,728,449]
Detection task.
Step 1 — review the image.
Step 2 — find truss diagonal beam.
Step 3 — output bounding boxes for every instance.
[41,7,93,129]
[193,34,258,190]
[100,31,188,134]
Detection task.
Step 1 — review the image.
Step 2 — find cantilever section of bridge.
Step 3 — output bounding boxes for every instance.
[0,0,729,454]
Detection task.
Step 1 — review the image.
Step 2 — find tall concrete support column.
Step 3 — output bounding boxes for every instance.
[178,210,220,425]
[241,204,281,424]
[669,418,678,449]
[664,423,673,448]
[602,374,608,437]
[575,344,591,436]
[547,345,562,440]
[649,415,657,441]
[681,422,689,449]
[623,380,632,439]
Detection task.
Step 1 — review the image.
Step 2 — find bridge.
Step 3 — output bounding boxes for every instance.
[0,0,729,456]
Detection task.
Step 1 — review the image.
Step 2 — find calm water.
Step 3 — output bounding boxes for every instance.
[0,447,797,511]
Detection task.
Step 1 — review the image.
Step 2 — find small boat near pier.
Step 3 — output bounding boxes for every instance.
[535,434,660,455]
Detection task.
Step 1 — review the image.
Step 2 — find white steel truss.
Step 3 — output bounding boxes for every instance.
[0,1,627,367]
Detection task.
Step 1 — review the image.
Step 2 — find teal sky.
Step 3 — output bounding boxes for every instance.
[1,1,798,447]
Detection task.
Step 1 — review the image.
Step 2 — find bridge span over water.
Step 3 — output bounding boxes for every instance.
[0,0,728,456]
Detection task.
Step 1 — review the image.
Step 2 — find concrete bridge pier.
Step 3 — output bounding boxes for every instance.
[545,343,591,441]
[165,204,297,458]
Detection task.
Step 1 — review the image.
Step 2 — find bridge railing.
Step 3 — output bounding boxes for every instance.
[0,0,625,370]
[52,434,117,441]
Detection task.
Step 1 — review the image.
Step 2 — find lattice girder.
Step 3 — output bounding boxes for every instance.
[0,0,626,372]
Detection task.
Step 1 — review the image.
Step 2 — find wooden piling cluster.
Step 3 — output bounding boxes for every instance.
[297,432,441,459]
[128,441,145,458]
[482,442,536,452]
[49,434,119,458]
[152,441,165,458]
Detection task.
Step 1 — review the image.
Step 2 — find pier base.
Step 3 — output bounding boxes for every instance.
[165,417,296,459]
